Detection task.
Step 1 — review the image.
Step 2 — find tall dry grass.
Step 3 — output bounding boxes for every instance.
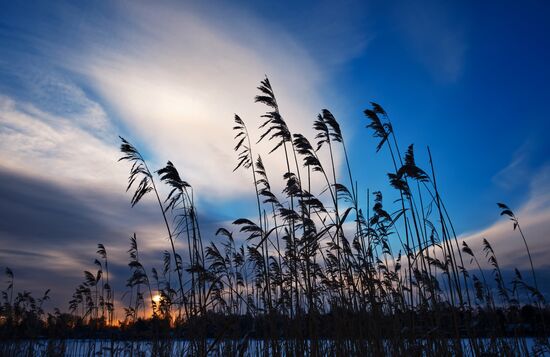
[0,77,549,356]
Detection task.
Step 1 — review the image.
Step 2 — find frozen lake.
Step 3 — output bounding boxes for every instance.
[1,337,549,356]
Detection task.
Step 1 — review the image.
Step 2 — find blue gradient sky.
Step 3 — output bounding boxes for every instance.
[1,0,549,309]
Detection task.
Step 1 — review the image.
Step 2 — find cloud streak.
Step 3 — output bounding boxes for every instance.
[460,165,550,274]
[392,0,468,83]
[55,1,347,202]
[0,93,124,193]
[0,166,227,311]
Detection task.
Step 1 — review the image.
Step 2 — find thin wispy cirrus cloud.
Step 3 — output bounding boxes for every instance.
[462,164,550,266]
[458,164,550,295]
[391,0,468,83]
[34,1,375,202]
[4,2,321,200]
[491,141,538,191]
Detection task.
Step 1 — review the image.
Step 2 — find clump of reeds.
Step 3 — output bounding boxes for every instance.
[1,76,548,357]
[113,76,550,355]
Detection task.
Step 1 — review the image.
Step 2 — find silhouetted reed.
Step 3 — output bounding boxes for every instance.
[1,77,549,356]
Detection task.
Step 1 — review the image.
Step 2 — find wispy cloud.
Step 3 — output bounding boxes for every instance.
[1,1,372,204]
[0,94,123,192]
[277,0,373,67]
[393,0,468,83]
[492,141,539,190]
[460,165,550,272]
[0,166,225,309]
[53,2,343,202]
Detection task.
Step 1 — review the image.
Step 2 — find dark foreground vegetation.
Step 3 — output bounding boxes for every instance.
[1,77,549,355]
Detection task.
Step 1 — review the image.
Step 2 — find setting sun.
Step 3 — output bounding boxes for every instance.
[152,294,162,304]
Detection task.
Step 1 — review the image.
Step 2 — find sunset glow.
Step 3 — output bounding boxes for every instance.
[152,294,162,304]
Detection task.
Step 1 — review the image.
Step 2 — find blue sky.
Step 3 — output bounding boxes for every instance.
[1,0,549,309]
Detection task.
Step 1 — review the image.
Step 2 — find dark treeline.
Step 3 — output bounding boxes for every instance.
[1,77,549,355]
[1,302,549,341]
